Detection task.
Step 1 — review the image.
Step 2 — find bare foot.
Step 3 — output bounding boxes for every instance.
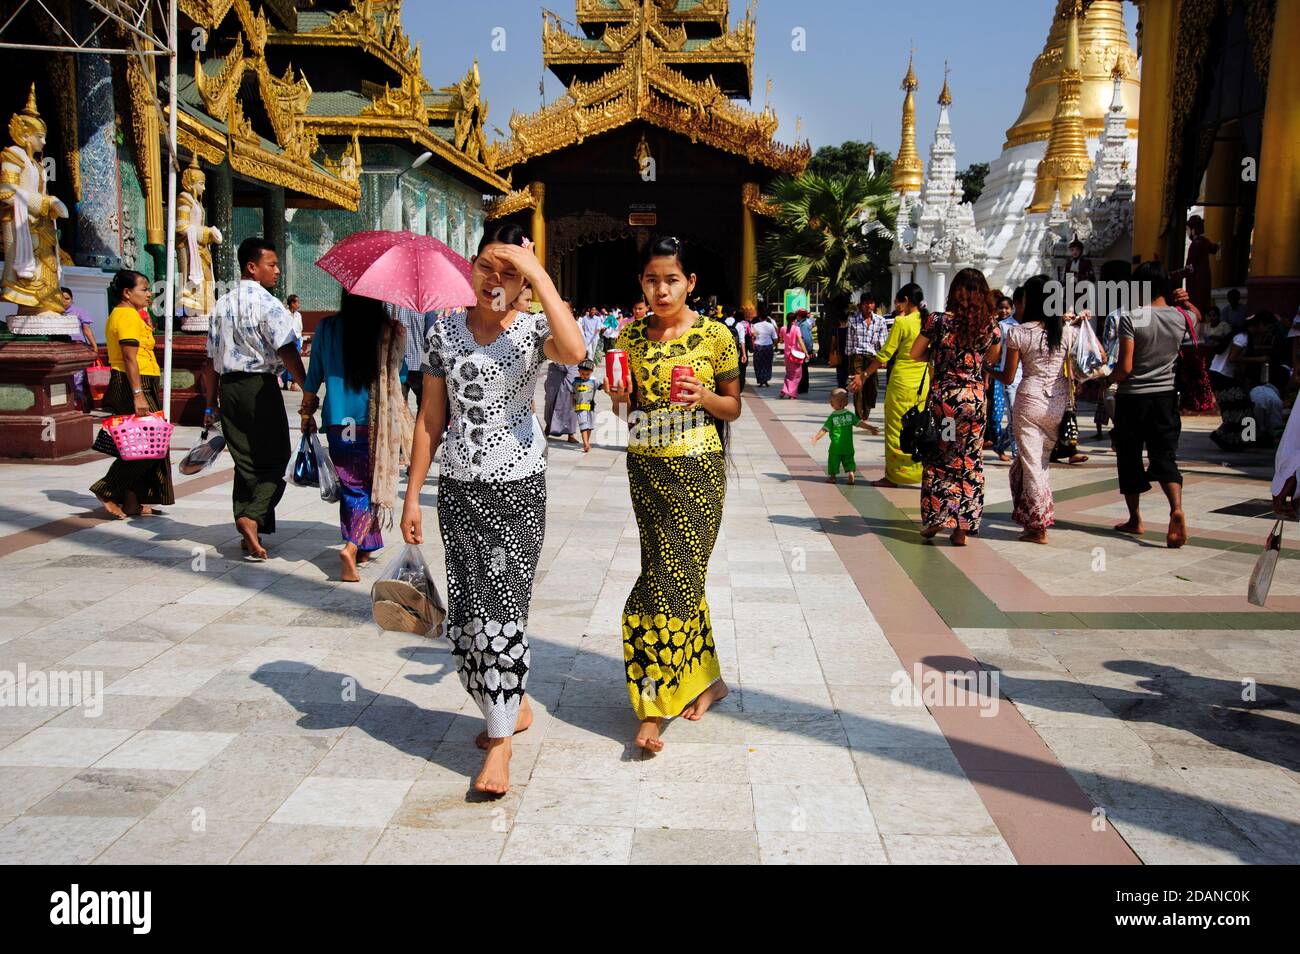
[356,552,371,566]
[997,451,1011,462]
[870,477,897,488]
[846,472,856,484]
[473,737,511,795]
[567,435,579,444]
[1166,510,1187,549]
[96,495,127,519]
[680,680,729,721]
[919,525,941,539]
[1114,518,1144,535]
[236,516,267,560]
[951,528,968,547]
[476,696,533,750]
[1018,530,1048,545]
[635,717,665,752]
[1067,453,1089,464]
[339,548,360,583]
[825,475,837,484]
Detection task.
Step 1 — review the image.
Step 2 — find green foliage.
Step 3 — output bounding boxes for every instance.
[958,162,989,205]
[807,140,894,182]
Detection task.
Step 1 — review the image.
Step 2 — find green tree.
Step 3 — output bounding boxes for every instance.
[758,170,897,359]
[807,140,894,183]
[958,162,989,204]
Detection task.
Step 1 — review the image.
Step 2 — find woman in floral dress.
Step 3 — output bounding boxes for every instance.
[909,268,1002,546]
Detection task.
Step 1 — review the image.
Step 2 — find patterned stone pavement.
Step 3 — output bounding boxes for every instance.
[0,359,1296,864]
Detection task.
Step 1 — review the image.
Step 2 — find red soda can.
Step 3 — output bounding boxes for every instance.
[669,365,693,404]
[605,348,629,390]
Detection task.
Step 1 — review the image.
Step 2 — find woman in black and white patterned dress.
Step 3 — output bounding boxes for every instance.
[401,223,584,795]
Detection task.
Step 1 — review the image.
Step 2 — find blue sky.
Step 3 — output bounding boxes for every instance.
[402,0,1138,169]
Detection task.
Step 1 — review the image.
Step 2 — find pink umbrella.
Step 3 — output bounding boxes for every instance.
[315,230,475,312]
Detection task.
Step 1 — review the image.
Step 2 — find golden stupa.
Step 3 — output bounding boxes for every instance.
[1003,0,1139,150]
[891,53,924,195]
[1029,1,1093,211]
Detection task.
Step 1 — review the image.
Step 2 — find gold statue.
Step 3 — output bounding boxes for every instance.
[177,153,222,327]
[0,85,70,327]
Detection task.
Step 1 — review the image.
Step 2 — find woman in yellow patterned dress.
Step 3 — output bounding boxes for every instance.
[607,236,742,753]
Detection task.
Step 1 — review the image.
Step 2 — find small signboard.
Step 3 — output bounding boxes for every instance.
[783,288,809,315]
[629,212,657,226]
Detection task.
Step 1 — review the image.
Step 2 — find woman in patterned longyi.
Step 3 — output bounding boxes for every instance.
[400,222,585,795]
[606,235,742,753]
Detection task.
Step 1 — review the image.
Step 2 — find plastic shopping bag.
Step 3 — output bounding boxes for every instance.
[371,544,446,637]
[178,426,227,476]
[315,433,340,503]
[1071,318,1110,382]
[1247,520,1284,606]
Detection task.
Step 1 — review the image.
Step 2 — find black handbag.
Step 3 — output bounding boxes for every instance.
[291,434,320,487]
[93,427,120,458]
[900,364,940,463]
[1057,356,1080,448]
[900,314,943,464]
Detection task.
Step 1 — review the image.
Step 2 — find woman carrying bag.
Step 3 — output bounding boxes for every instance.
[779,310,808,399]
[910,268,1003,546]
[400,223,585,795]
[300,293,412,583]
[849,282,930,487]
[89,270,174,519]
[998,275,1078,544]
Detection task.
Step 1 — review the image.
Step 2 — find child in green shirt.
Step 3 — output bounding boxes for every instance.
[812,387,878,483]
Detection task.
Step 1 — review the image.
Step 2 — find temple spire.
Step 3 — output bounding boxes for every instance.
[891,50,923,195]
[1029,0,1091,211]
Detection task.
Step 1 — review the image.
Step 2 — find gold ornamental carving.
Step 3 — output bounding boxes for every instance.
[741,182,778,217]
[575,0,730,24]
[484,184,541,221]
[273,0,424,81]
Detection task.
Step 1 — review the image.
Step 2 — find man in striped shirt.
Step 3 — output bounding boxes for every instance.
[846,293,889,421]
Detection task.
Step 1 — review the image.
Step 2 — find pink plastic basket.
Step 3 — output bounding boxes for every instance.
[107,413,174,461]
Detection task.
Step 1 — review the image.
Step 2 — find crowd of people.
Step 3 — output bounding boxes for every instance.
[81,223,1300,797]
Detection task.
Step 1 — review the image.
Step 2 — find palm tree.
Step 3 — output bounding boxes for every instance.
[758,171,897,359]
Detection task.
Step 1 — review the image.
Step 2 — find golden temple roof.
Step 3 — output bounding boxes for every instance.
[173,0,507,197]
[494,0,808,175]
[546,0,755,97]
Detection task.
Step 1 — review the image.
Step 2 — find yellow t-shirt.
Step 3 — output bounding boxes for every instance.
[616,315,739,457]
[106,305,160,376]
